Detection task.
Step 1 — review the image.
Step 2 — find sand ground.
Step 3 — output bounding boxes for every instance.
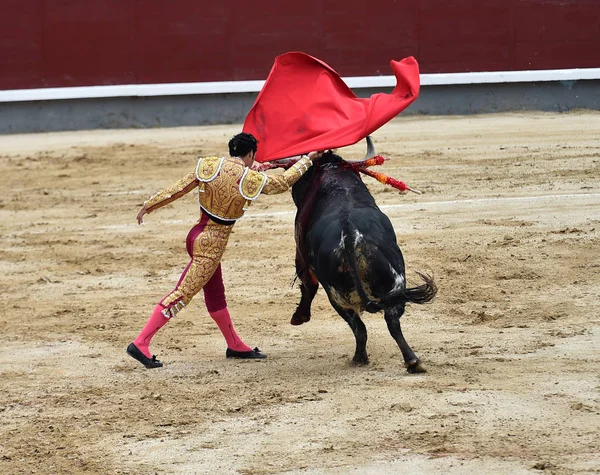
[0,112,599,474]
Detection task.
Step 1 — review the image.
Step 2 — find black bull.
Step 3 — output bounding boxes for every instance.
[290,152,437,373]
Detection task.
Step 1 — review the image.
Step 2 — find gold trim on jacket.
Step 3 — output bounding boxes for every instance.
[144,155,313,221]
[196,156,265,221]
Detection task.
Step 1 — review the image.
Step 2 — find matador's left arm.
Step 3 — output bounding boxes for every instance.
[143,170,199,214]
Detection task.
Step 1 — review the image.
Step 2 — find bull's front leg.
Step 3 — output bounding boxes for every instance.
[291,252,319,326]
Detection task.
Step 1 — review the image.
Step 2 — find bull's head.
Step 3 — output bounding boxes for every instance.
[253,136,377,172]
[323,136,377,162]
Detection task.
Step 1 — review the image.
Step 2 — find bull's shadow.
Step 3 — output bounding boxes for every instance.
[290,151,436,373]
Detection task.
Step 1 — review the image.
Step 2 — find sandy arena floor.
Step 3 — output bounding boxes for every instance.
[0,112,599,474]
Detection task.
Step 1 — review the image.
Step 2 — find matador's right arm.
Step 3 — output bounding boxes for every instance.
[261,156,314,195]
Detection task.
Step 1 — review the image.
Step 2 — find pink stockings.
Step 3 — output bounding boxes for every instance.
[132,216,251,358]
[209,307,252,353]
[133,303,251,358]
[133,304,169,358]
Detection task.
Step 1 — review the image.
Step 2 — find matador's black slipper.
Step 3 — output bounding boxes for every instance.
[226,347,267,359]
[126,343,163,368]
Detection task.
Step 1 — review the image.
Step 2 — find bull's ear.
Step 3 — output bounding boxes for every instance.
[364,136,376,159]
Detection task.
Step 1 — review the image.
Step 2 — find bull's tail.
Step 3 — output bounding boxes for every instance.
[343,221,383,313]
[380,271,437,307]
[343,222,437,313]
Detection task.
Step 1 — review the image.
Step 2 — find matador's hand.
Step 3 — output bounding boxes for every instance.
[307,151,324,161]
[137,205,147,224]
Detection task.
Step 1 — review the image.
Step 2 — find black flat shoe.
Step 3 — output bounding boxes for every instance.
[126,343,163,368]
[226,347,267,359]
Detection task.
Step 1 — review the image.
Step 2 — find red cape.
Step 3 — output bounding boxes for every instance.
[243,52,420,163]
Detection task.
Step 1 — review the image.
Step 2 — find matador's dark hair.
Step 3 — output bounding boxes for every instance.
[228,132,258,157]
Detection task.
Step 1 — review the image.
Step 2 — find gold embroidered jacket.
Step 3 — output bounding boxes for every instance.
[144,156,313,221]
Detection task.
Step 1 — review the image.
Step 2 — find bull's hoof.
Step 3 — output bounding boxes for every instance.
[352,355,369,366]
[290,313,311,326]
[406,359,427,374]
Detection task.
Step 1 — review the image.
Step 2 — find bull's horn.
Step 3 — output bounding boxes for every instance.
[364,135,376,159]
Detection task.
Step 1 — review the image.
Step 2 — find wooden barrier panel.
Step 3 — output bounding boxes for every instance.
[1,0,599,90]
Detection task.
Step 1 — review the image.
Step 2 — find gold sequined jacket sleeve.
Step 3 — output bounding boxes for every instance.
[262,156,313,195]
[144,170,199,213]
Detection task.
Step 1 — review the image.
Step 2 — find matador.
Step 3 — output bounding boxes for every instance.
[127,133,321,368]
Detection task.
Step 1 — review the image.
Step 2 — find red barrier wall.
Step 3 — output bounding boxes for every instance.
[1,0,599,90]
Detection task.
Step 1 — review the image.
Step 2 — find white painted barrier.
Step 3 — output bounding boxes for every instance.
[1,68,599,103]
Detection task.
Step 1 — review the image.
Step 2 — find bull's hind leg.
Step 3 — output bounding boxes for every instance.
[330,302,368,364]
[384,306,426,374]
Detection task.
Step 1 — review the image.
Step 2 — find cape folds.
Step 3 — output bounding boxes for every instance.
[243,52,420,163]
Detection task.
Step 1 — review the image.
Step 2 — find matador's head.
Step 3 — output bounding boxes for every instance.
[229,133,258,167]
